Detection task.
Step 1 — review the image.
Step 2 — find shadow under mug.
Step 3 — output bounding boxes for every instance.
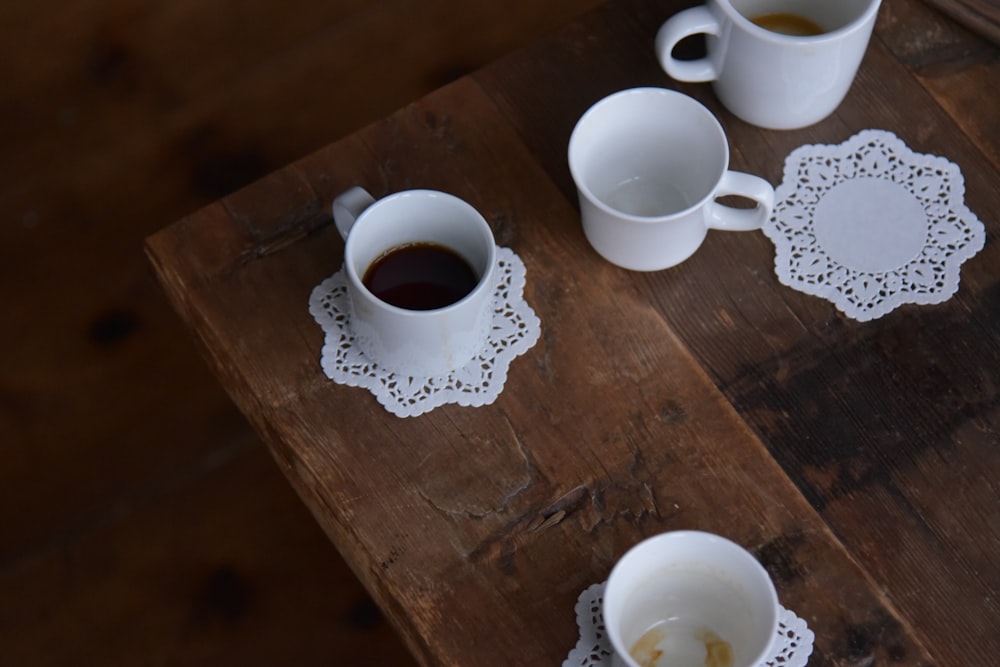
[568,88,774,271]
[332,187,497,378]
[656,0,881,129]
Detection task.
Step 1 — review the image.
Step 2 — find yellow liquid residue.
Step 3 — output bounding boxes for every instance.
[700,630,734,667]
[629,626,665,667]
[629,627,733,667]
[751,12,825,36]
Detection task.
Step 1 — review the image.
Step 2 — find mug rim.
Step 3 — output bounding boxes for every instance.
[715,0,882,44]
[568,87,729,224]
[343,189,497,316]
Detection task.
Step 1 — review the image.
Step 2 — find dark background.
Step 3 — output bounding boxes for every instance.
[0,1,603,663]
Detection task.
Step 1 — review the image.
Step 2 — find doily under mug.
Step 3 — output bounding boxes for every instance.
[564,582,814,667]
[309,246,541,418]
[764,129,985,321]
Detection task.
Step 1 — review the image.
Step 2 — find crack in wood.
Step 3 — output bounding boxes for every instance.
[467,484,591,567]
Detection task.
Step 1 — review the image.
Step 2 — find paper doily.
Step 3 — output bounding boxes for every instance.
[564,582,814,667]
[309,246,541,418]
[763,129,985,321]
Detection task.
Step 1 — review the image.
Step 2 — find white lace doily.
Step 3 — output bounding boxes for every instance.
[763,129,985,321]
[309,246,541,418]
[564,582,814,667]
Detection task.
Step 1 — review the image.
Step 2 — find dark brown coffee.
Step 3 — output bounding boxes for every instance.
[751,12,824,36]
[362,242,479,310]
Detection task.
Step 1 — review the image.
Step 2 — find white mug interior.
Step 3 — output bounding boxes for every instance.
[570,88,728,221]
[604,531,778,667]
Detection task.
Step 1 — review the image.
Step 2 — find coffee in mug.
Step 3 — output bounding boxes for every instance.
[750,12,824,36]
[362,242,479,311]
[332,187,497,377]
[656,0,882,129]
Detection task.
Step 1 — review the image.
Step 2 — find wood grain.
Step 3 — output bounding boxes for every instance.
[921,0,1000,47]
[148,35,944,667]
[138,0,999,664]
[478,0,1000,664]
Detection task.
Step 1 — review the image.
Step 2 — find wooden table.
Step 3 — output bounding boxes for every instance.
[146,0,1000,664]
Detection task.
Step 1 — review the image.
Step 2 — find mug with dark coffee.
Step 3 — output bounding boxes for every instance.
[656,0,881,129]
[332,187,497,377]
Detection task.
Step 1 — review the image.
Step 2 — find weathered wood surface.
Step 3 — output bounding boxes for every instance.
[147,0,997,665]
[479,0,1000,664]
[921,0,1000,46]
[148,76,934,666]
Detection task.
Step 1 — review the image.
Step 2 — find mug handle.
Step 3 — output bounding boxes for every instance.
[705,171,775,231]
[332,186,376,240]
[655,5,721,82]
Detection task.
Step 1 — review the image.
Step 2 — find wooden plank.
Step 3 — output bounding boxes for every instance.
[479,0,1000,664]
[921,0,1000,46]
[882,0,1000,170]
[148,72,935,665]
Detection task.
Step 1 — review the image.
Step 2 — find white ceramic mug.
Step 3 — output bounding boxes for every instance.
[568,88,774,271]
[332,187,497,377]
[604,531,779,667]
[656,0,881,129]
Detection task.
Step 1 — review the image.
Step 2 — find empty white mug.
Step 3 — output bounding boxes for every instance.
[568,88,774,271]
[332,187,497,377]
[604,531,779,667]
[656,0,881,129]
